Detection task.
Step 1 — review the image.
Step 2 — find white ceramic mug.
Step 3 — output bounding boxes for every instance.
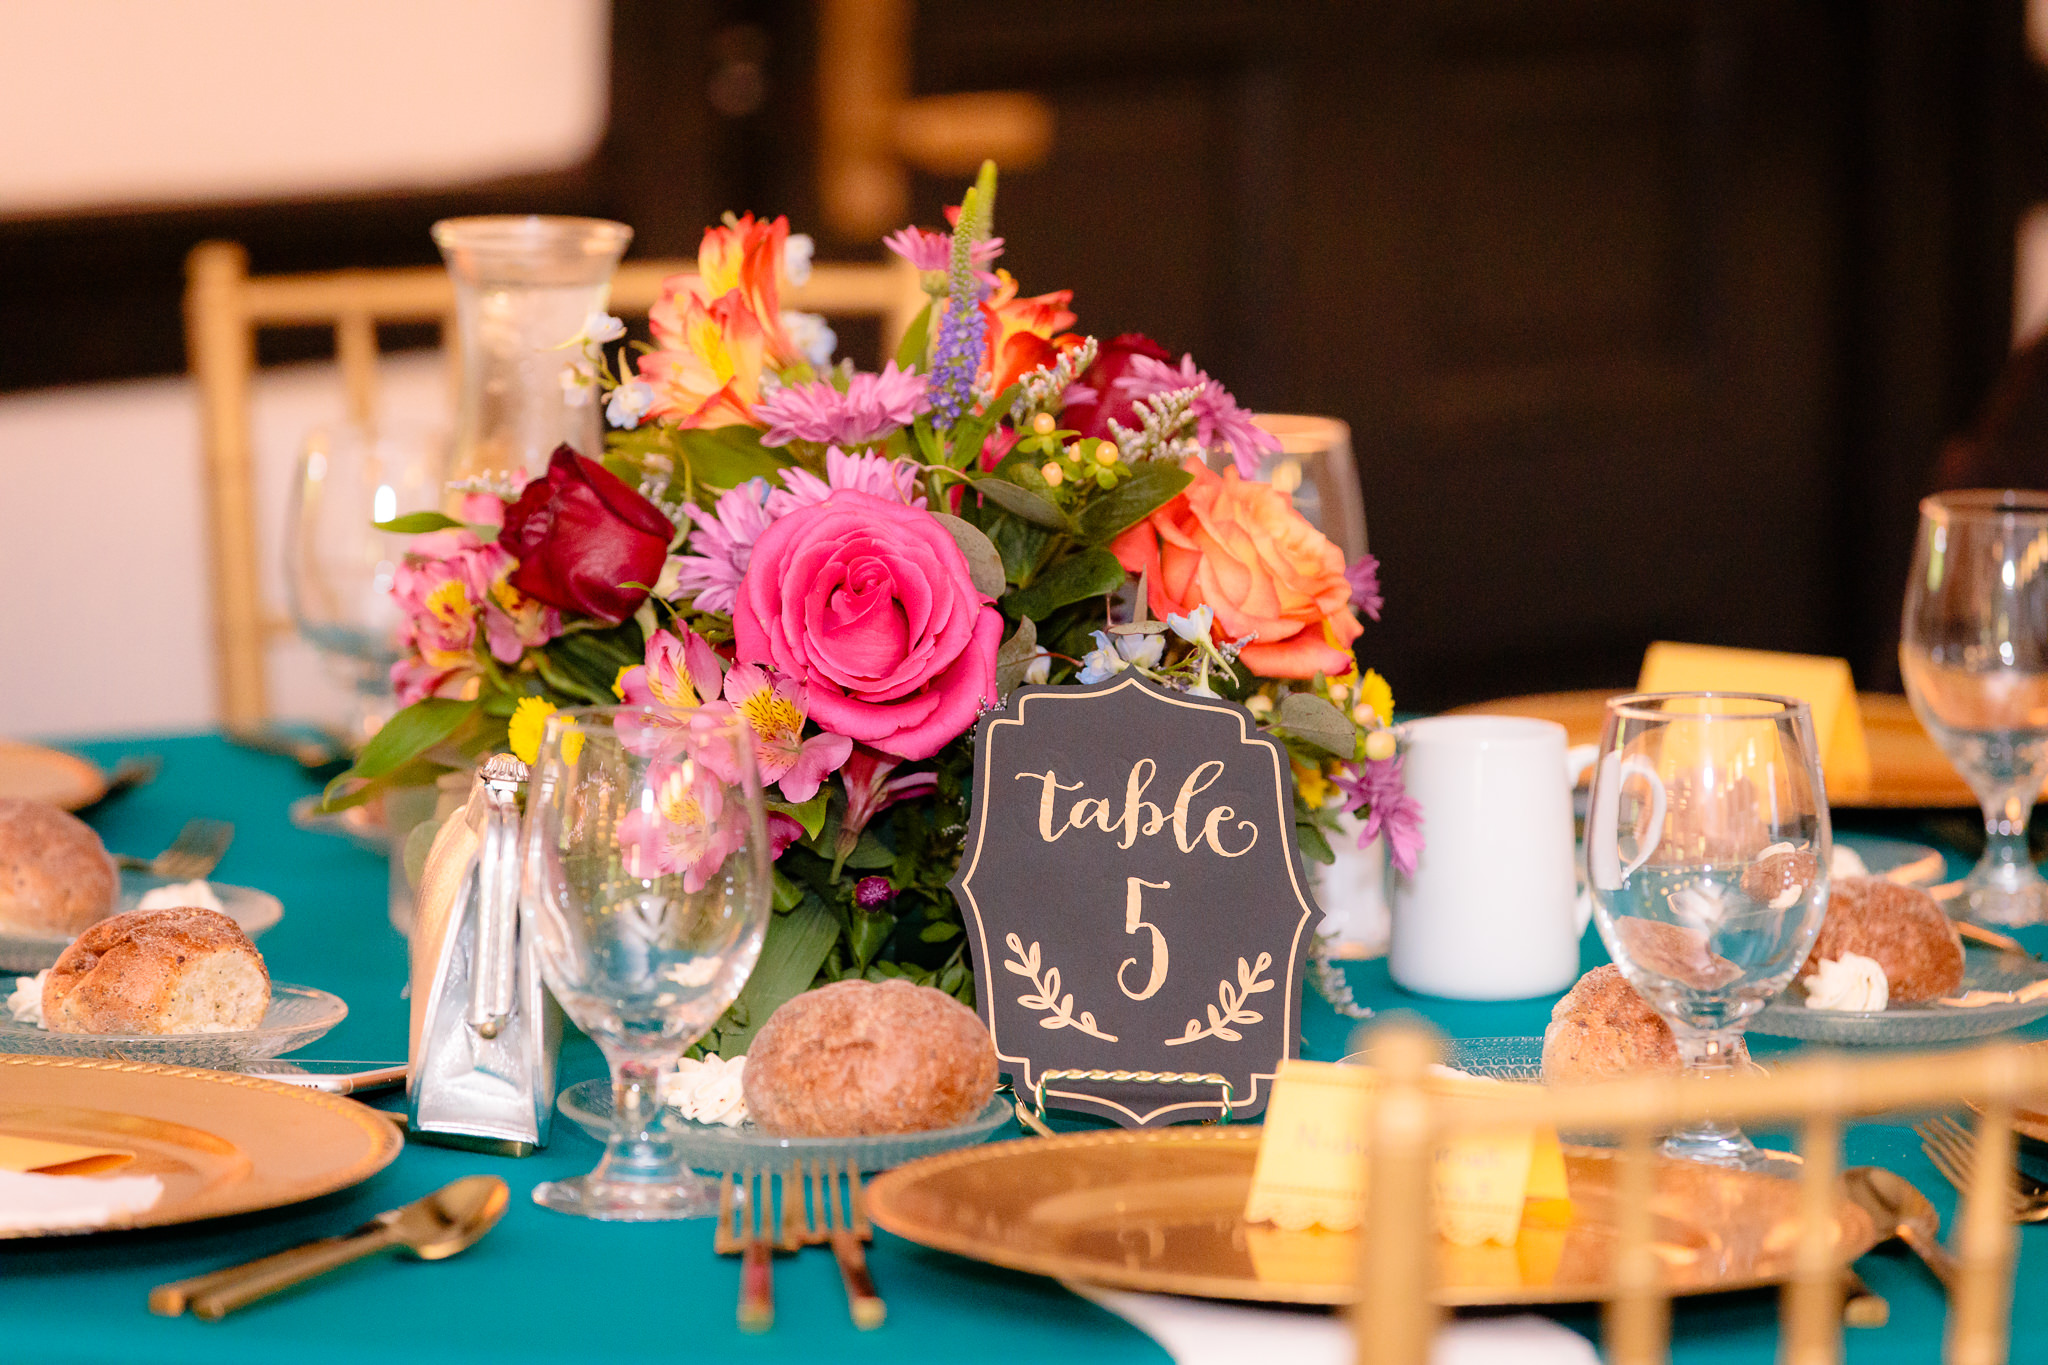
[1388,716,1596,1000]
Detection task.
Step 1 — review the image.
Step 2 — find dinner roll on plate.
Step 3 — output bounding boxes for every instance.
[1801,875,1963,1004]
[0,798,117,937]
[1542,963,1749,1085]
[42,906,270,1034]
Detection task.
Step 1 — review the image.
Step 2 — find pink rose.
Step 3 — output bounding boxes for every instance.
[733,491,1001,761]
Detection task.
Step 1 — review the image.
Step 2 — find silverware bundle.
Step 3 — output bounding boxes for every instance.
[715,1160,884,1332]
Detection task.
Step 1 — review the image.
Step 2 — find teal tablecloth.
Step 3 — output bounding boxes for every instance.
[4,733,2047,1363]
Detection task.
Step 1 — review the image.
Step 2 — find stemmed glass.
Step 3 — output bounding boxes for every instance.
[525,706,772,1219]
[1584,693,1831,1168]
[285,422,447,746]
[1901,490,2048,926]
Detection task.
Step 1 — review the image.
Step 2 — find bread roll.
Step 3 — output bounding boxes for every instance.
[1802,875,1963,1004]
[743,979,997,1136]
[42,906,270,1034]
[0,798,117,936]
[1541,964,1748,1085]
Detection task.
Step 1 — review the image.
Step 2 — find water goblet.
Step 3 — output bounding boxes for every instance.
[1901,489,2048,926]
[525,706,772,1220]
[1584,692,1831,1168]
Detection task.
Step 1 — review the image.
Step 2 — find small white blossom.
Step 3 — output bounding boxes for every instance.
[607,379,655,429]
[1167,605,1214,644]
[783,233,815,285]
[560,362,595,407]
[1023,652,1052,686]
[1115,632,1164,669]
[781,310,837,369]
[1077,631,1128,684]
[582,311,627,344]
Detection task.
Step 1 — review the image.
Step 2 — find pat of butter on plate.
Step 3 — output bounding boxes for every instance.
[1243,1059,1568,1247]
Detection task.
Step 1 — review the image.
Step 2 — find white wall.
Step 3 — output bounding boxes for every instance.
[0,356,450,738]
[0,0,609,217]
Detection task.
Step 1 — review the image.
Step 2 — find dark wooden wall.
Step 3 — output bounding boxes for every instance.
[2,0,2039,706]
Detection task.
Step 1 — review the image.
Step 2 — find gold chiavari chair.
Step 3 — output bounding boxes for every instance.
[1354,1019,2043,1365]
[183,241,925,729]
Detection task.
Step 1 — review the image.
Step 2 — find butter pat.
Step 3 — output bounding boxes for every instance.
[1637,642,1871,798]
[1803,953,1889,1012]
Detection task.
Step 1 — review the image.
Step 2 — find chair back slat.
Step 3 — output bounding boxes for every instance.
[1785,1112,1845,1365]
[1603,1122,1667,1365]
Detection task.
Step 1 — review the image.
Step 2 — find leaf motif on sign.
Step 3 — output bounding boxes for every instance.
[1003,932,1119,1042]
[1163,952,1275,1046]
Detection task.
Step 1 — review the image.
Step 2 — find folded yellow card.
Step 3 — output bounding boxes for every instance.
[1243,1059,1568,1247]
[1637,642,1870,795]
[0,1134,134,1176]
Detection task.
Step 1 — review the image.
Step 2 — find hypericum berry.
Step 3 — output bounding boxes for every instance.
[1363,729,1398,762]
[1096,440,1119,464]
[1041,462,1065,487]
[1031,411,1056,436]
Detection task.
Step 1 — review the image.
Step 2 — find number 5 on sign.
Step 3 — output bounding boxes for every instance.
[1118,877,1170,1001]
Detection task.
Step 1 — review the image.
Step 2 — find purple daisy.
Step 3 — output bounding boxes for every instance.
[767,447,926,517]
[1345,553,1383,622]
[671,478,774,615]
[883,226,1005,272]
[1333,755,1424,877]
[755,361,931,448]
[1114,353,1281,477]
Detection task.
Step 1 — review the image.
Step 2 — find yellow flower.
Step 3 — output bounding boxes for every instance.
[1291,756,1331,808]
[508,697,558,765]
[1358,669,1394,727]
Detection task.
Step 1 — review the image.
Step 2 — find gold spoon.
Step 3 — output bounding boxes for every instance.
[150,1175,508,1320]
[1844,1166,1959,1294]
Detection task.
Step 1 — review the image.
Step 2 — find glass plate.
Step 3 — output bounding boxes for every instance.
[557,1081,1014,1173]
[0,879,284,973]
[1753,944,2048,1044]
[1337,1035,1545,1081]
[0,982,346,1067]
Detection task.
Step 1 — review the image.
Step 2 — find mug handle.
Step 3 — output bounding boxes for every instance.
[1566,745,1598,932]
[1585,752,1669,892]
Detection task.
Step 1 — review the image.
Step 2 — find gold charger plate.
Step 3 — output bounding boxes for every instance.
[866,1127,1878,1306]
[1446,690,1979,808]
[0,1055,403,1238]
[0,741,106,810]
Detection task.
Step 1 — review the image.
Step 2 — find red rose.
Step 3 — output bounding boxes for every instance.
[500,445,675,624]
[1062,332,1173,438]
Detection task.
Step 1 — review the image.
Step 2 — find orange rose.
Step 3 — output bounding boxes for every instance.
[980,269,1078,392]
[1109,457,1362,678]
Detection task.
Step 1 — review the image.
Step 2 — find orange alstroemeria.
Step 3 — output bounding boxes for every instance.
[980,269,1078,393]
[695,212,800,367]
[640,288,767,429]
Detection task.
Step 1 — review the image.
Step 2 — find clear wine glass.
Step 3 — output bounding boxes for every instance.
[1584,692,1831,1168]
[1901,490,2048,926]
[525,706,772,1220]
[285,422,447,747]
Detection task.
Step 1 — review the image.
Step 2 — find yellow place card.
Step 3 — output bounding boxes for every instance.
[0,1134,134,1176]
[1638,642,1871,796]
[1243,1059,1568,1247]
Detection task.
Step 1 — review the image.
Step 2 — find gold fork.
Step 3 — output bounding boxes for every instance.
[113,818,235,880]
[782,1159,885,1329]
[1914,1114,2048,1222]
[713,1167,777,1331]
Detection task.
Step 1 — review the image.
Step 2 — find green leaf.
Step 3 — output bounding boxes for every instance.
[771,869,804,913]
[919,920,963,942]
[843,829,894,869]
[372,511,463,535]
[930,512,1007,599]
[849,909,897,968]
[321,698,477,808]
[894,300,933,370]
[1278,691,1358,759]
[972,476,1072,531]
[1074,462,1194,544]
[945,384,1022,469]
[988,515,1052,586]
[710,897,841,1056]
[766,790,830,842]
[995,616,1039,695]
[675,425,792,488]
[1004,547,1127,620]
[1296,818,1336,866]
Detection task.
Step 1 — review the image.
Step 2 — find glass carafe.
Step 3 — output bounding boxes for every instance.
[432,215,633,484]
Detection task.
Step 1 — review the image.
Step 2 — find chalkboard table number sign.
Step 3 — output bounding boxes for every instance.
[951,675,1323,1127]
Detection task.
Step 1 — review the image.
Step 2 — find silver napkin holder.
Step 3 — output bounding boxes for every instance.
[407,753,560,1156]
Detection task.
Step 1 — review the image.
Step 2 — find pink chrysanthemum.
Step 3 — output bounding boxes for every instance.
[672,478,774,615]
[1334,756,1424,877]
[1113,353,1281,478]
[755,362,931,448]
[882,226,1004,272]
[766,447,926,517]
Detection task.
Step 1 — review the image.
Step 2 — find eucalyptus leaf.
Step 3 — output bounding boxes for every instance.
[1004,547,1127,620]
[995,616,1040,695]
[371,511,463,535]
[972,477,1072,531]
[931,512,1007,599]
[1074,462,1194,543]
[1278,691,1358,759]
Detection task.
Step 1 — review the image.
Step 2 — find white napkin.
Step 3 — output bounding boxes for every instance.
[0,1169,164,1233]
[1070,1283,1599,1365]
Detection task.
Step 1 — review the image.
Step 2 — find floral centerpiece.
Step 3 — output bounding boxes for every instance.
[331,163,1418,1053]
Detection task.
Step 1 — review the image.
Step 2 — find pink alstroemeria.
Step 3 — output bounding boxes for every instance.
[722,662,853,803]
[389,529,495,703]
[617,758,746,893]
[671,478,774,615]
[615,624,727,712]
[476,543,562,663]
[765,446,926,517]
[833,746,939,859]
